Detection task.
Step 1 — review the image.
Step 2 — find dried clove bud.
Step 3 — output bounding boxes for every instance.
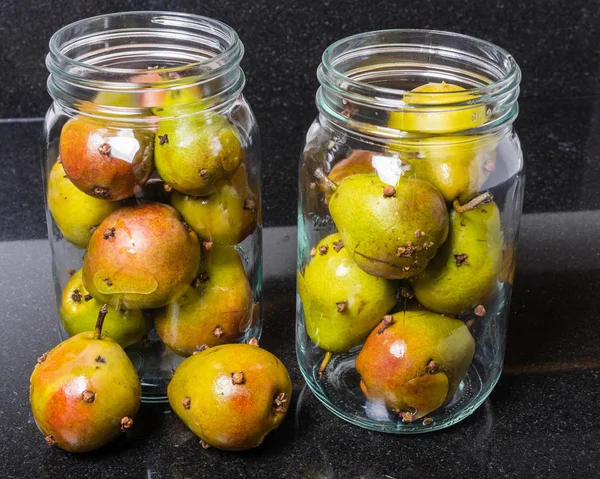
[454,254,469,266]
[383,186,396,197]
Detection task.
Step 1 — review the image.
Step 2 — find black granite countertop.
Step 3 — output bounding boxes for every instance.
[1,93,600,478]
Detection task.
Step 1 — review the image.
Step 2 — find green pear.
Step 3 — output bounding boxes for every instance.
[171,164,258,245]
[155,246,253,356]
[60,269,146,348]
[394,135,497,203]
[412,199,503,315]
[328,173,449,279]
[298,234,397,356]
[356,309,475,420]
[154,112,244,196]
[168,342,291,450]
[47,161,119,248]
[152,83,205,117]
[80,91,137,113]
[388,82,487,134]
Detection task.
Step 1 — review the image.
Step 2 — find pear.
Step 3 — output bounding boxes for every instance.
[30,306,141,453]
[152,82,205,117]
[155,246,253,356]
[328,150,375,185]
[388,82,487,134]
[168,341,292,451]
[128,71,172,108]
[153,85,244,197]
[328,140,496,205]
[59,117,154,201]
[79,90,144,118]
[328,173,449,279]
[154,112,244,196]
[385,82,496,203]
[82,203,200,309]
[298,234,397,372]
[81,72,204,115]
[395,135,497,203]
[171,164,258,245]
[356,309,475,421]
[80,72,167,114]
[412,197,503,315]
[60,269,146,348]
[47,161,119,248]
[79,91,140,114]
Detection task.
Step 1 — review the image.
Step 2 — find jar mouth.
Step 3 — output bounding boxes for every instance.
[317,29,521,139]
[46,12,245,117]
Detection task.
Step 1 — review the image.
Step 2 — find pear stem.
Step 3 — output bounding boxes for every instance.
[314,169,338,192]
[93,305,109,340]
[453,191,493,213]
[319,351,333,379]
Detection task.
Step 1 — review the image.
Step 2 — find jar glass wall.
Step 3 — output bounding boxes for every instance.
[42,12,262,402]
[296,30,523,432]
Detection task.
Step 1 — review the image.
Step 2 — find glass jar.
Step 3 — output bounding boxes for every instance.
[42,12,262,402]
[296,30,523,432]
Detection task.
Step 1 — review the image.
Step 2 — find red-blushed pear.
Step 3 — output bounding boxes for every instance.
[356,309,475,422]
[82,203,201,309]
[30,306,141,453]
[59,117,154,201]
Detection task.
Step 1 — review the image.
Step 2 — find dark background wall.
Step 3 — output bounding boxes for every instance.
[2,0,599,227]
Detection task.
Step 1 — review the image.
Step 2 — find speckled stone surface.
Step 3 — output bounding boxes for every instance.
[0,121,46,241]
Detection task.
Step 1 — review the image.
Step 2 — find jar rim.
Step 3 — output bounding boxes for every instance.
[46,12,245,118]
[316,29,521,140]
[320,29,520,103]
[48,11,242,78]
